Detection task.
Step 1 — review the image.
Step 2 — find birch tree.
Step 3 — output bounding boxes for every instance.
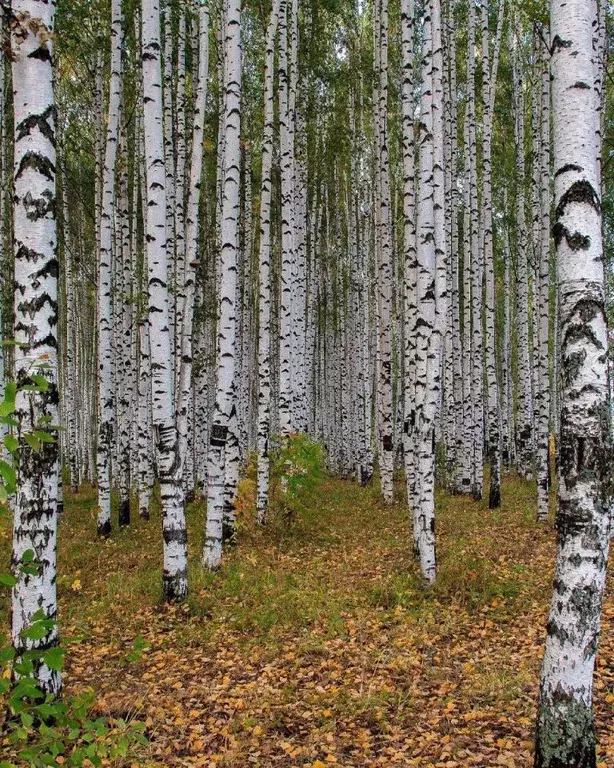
[177,0,210,492]
[10,0,61,695]
[535,29,551,522]
[373,0,394,504]
[256,0,280,523]
[535,1,611,763]
[482,0,504,508]
[512,21,535,481]
[142,0,188,601]
[413,0,438,582]
[96,0,123,536]
[204,0,242,569]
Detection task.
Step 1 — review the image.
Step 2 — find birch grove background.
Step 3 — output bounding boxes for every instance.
[0,0,613,765]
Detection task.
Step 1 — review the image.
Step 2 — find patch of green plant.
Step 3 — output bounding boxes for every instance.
[367,572,421,610]
[270,433,325,520]
[433,552,522,611]
[0,374,148,767]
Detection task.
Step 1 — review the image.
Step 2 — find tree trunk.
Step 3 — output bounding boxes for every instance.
[10,0,61,696]
[535,2,611,764]
[204,0,242,568]
[96,0,123,536]
[256,0,280,523]
[142,0,188,601]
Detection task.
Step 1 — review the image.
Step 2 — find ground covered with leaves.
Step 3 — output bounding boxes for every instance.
[3,471,614,767]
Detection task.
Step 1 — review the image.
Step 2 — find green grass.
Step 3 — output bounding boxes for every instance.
[0,469,550,647]
[2,468,594,767]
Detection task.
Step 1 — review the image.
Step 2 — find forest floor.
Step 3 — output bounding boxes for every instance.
[3,470,614,767]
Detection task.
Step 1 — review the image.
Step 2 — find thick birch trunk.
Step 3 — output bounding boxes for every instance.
[10,0,61,696]
[535,2,611,763]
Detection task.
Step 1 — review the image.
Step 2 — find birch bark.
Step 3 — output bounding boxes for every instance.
[96,0,123,536]
[535,2,611,763]
[204,0,242,568]
[256,0,280,522]
[177,0,210,491]
[10,0,61,695]
[142,0,188,601]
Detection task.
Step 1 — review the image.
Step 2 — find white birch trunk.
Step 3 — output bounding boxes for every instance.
[142,0,188,601]
[535,2,611,763]
[374,0,394,504]
[204,0,242,569]
[256,0,280,522]
[513,25,535,481]
[96,0,123,536]
[536,30,551,521]
[413,0,438,583]
[482,0,504,508]
[177,0,210,493]
[10,0,61,695]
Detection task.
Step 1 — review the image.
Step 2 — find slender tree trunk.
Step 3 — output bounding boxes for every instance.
[374,0,394,504]
[177,0,210,492]
[96,0,123,536]
[513,24,535,481]
[536,29,551,521]
[413,0,438,583]
[278,0,295,437]
[204,0,242,568]
[482,0,504,509]
[467,0,483,500]
[142,0,188,601]
[256,0,280,523]
[401,0,416,515]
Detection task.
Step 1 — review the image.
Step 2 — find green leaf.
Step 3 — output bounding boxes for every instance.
[0,572,17,587]
[0,485,8,504]
[42,646,64,671]
[30,374,50,392]
[3,434,19,453]
[23,434,41,452]
[36,702,65,718]
[21,622,50,641]
[0,459,17,489]
[0,643,15,664]
[33,430,55,444]
[21,712,34,728]
[3,380,17,403]
[21,549,35,563]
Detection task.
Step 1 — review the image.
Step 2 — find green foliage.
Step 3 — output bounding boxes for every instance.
[271,433,325,518]
[121,634,151,666]
[0,377,147,767]
[0,682,148,768]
